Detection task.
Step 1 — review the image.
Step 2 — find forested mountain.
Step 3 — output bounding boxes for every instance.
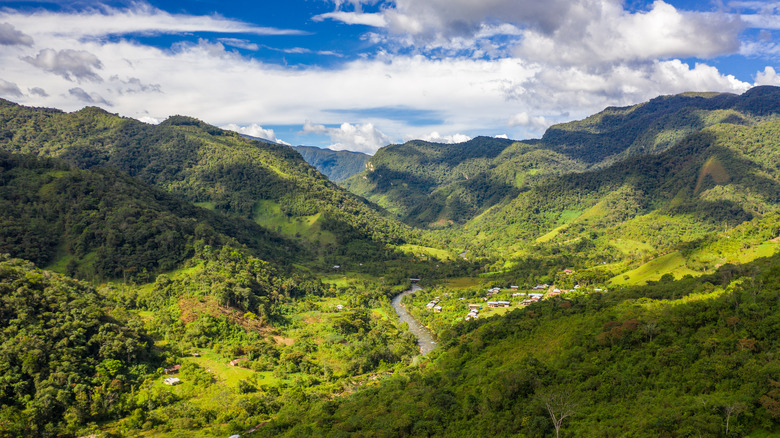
[461,119,780,255]
[343,136,519,226]
[344,87,780,228]
[0,152,298,281]
[1,88,780,437]
[256,251,780,437]
[0,100,422,263]
[291,145,369,182]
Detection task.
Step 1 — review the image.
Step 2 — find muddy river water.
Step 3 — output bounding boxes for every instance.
[390,284,437,355]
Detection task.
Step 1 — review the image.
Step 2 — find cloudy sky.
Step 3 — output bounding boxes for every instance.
[0,0,779,153]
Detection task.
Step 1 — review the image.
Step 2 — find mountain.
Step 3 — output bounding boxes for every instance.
[291,145,370,182]
[343,87,780,229]
[342,136,519,227]
[0,151,298,281]
[0,100,425,265]
[254,252,780,437]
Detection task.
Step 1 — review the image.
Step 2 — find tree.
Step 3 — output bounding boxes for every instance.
[540,389,577,438]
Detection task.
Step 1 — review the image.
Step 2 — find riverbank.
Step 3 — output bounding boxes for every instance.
[390,284,437,355]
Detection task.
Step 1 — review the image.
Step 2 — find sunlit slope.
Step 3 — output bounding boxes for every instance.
[0,99,422,261]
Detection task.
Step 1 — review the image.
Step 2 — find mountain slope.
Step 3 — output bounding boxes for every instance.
[343,87,780,229]
[0,100,422,263]
[0,152,298,280]
[291,145,369,182]
[256,253,780,437]
[342,136,518,226]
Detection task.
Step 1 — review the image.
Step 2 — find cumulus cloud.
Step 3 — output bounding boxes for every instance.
[303,120,391,153]
[755,66,780,85]
[0,79,23,98]
[0,2,761,152]
[514,1,742,67]
[68,87,111,106]
[417,131,471,144]
[508,112,550,132]
[23,49,103,82]
[0,22,33,46]
[222,123,289,144]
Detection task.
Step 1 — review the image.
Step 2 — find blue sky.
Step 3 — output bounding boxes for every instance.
[1,1,779,153]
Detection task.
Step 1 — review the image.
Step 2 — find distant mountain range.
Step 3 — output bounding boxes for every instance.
[290,145,369,182]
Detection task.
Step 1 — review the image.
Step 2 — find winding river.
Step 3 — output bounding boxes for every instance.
[391,284,437,355]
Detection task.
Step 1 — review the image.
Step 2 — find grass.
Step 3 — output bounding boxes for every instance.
[252,200,337,245]
[396,243,454,260]
[609,252,699,286]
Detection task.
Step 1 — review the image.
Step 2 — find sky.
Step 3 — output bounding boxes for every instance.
[0,1,779,154]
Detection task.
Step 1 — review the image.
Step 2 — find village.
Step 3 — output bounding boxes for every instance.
[419,269,606,322]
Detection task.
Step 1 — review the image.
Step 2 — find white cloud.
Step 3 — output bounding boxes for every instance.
[313,11,387,27]
[222,123,289,144]
[0,3,759,153]
[304,120,390,153]
[23,49,104,82]
[416,131,471,144]
[508,112,550,132]
[513,1,741,67]
[219,38,260,51]
[0,4,306,39]
[755,66,780,85]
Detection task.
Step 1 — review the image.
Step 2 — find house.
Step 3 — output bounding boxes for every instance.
[594,288,604,292]
[191,353,200,357]
[512,292,526,297]
[229,358,248,367]
[333,265,341,269]
[410,278,420,282]
[510,285,519,290]
[529,293,544,299]
[164,364,181,374]
[487,301,511,308]
[163,377,181,385]
[468,304,481,310]
[335,304,344,311]
[433,306,442,313]
[426,302,436,309]
[563,269,575,275]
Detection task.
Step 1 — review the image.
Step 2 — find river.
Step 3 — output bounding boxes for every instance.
[391,284,437,355]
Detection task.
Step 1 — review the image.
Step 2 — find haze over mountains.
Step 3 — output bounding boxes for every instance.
[1,86,780,437]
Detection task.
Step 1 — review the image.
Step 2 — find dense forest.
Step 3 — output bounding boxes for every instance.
[344,87,780,229]
[0,100,424,265]
[0,87,779,437]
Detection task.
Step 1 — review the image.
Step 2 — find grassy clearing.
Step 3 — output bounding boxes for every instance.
[609,252,699,286]
[252,200,337,244]
[396,244,454,260]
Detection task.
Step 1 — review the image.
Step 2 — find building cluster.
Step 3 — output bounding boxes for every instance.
[426,297,442,313]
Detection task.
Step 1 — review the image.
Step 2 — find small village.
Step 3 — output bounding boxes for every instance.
[419,269,607,322]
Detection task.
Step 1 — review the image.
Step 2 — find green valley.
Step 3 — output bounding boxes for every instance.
[1,86,780,437]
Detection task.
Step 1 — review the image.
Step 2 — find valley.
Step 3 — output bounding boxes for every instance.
[1,86,780,437]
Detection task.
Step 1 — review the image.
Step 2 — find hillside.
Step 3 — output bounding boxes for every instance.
[0,100,426,265]
[255,252,780,437]
[459,119,780,272]
[343,87,780,228]
[0,151,298,281]
[291,145,369,182]
[342,136,519,226]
